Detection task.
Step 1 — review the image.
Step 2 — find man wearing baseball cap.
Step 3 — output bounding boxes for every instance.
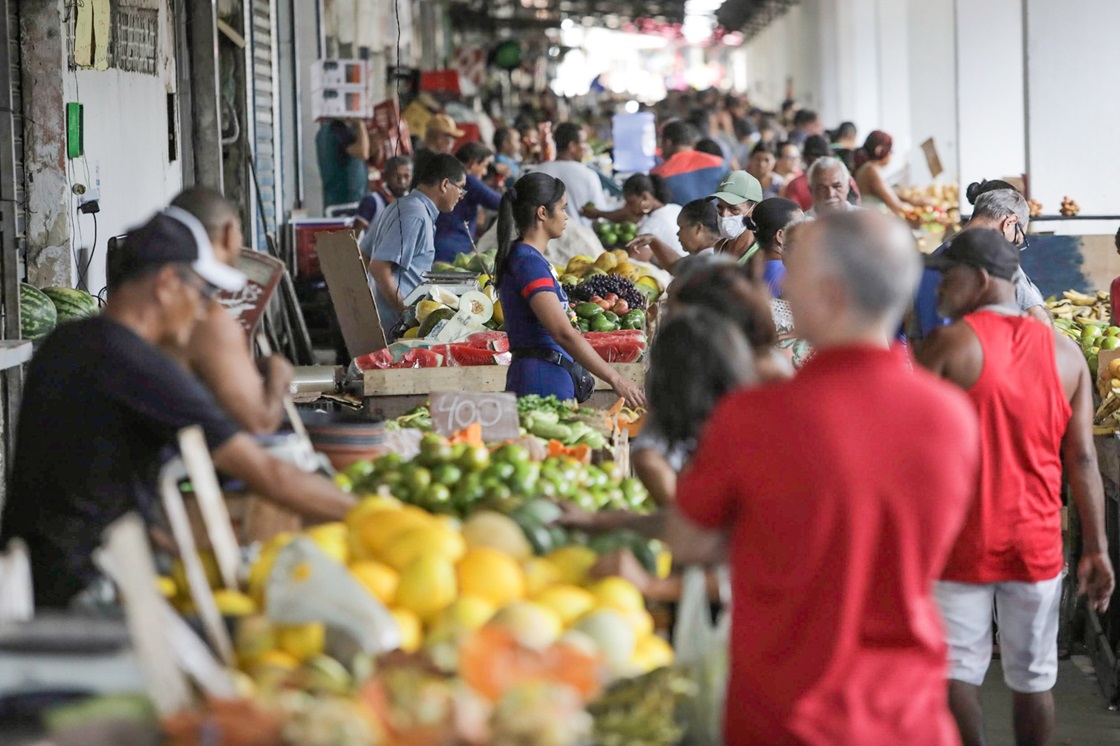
[710,170,765,265]
[412,113,466,190]
[917,228,1114,746]
[1,209,355,609]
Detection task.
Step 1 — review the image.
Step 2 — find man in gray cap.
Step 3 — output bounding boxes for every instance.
[0,209,355,609]
[918,228,1113,746]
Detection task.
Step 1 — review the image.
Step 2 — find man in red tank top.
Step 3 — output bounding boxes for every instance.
[918,229,1114,746]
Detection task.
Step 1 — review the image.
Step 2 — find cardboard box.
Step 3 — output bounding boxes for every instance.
[312,86,373,120]
[311,59,370,89]
[316,230,387,356]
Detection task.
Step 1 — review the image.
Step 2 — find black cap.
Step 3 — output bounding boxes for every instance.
[115,208,246,291]
[925,228,1019,281]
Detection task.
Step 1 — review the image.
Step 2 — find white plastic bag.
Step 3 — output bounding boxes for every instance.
[0,538,33,624]
[673,565,730,746]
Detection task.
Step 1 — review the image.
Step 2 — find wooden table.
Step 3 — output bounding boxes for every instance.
[361,363,645,420]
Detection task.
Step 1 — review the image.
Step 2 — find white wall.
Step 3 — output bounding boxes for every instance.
[906,0,956,184]
[63,2,183,295]
[954,0,1025,197]
[1024,0,1120,215]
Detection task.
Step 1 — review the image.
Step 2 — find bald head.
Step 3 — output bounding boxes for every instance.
[170,187,242,264]
[785,210,919,346]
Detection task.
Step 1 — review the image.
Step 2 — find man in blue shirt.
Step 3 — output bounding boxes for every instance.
[362,153,467,338]
[493,127,522,184]
[355,155,413,238]
[912,189,1049,339]
[435,142,504,262]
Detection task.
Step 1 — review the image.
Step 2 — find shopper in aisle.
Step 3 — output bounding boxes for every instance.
[854,130,915,217]
[494,172,645,408]
[410,114,465,188]
[626,197,720,275]
[710,170,764,265]
[529,122,607,229]
[831,120,859,172]
[493,126,523,183]
[354,155,412,236]
[912,186,1050,340]
[650,120,730,205]
[745,142,785,199]
[433,142,503,263]
[668,210,981,745]
[806,156,860,216]
[783,136,861,210]
[917,229,1113,746]
[787,108,824,146]
[774,140,804,182]
[363,154,467,339]
[609,173,684,268]
[165,187,292,435]
[0,211,356,609]
[315,118,370,212]
[746,197,804,298]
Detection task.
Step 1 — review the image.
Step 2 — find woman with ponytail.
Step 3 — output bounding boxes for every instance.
[854,130,915,217]
[495,173,646,407]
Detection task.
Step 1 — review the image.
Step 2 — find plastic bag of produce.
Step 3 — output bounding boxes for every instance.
[672,565,730,746]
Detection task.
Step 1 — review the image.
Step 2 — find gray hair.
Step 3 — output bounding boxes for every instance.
[972,189,1029,229]
[814,210,920,322]
[807,156,850,186]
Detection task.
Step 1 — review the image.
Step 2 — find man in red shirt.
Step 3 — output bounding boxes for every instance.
[669,210,981,745]
[918,229,1114,746]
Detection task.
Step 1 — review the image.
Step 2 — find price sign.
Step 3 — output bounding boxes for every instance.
[430,391,520,443]
[216,250,285,337]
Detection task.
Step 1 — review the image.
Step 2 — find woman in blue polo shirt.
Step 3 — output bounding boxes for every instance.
[495,173,645,407]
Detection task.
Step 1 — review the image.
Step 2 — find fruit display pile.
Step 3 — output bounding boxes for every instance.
[156,493,684,745]
[897,182,961,231]
[592,219,638,249]
[559,251,664,307]
[20,283,98,341]
[344,434,650,518]
[1048,290,1114,377]
[1094,359,1120,434]
[1060,195,1081,217]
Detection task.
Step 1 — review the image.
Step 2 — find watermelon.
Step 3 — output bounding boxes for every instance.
[20,283,57,340]
[41,286,98,322]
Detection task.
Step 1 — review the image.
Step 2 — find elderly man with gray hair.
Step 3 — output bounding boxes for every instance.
[806,156,860,216]
[667,209,981,745]
[912,187,1050,339]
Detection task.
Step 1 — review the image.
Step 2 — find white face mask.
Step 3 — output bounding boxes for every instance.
[719,215,747,240]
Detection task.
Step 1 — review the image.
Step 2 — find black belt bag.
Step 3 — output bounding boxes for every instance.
[512,348,595,402]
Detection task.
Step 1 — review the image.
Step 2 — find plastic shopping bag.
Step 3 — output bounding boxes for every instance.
[673,565,730,746]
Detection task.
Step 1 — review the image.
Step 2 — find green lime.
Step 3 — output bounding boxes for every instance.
[483,462,516,483]
[432,463,463,486]
[458,445,491,473]
[401,465,432,495]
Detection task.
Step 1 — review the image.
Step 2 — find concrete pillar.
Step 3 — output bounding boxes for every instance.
[186,0,224,190]
[954,0,1025,195]
[19,0,72,288]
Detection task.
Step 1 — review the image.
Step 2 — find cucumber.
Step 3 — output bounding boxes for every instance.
[528,420,574,441]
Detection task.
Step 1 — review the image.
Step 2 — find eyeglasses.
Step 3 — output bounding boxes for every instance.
[179,269,221,301]
[1014,222,1030,250]
[448,180,468,198]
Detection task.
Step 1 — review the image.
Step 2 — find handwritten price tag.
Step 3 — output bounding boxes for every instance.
[430,391,520,442]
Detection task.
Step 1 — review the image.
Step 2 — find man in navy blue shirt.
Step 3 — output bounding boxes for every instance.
[912,189,1049,340]
[362,153,467,338]
[435,142,504,262]
[355,155,412,236]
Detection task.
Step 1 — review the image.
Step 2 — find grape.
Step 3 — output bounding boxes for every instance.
[569,275,646,310]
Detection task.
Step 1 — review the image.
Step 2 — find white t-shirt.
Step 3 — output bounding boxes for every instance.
[529,160,608,229]
[638,204,685,261]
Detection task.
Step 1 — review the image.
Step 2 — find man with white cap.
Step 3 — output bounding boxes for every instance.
[0,209,355,609]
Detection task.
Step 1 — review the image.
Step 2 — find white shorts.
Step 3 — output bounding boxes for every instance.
[933,574,1063,693]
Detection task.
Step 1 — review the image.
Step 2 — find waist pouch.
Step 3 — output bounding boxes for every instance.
[511,348,595,402]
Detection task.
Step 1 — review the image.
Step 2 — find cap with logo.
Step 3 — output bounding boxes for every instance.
[116,207,247,292]
[427,114,465,138]
[924,228,1019,281]
[710,170,764,206]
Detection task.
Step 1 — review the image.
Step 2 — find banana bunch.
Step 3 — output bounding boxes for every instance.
[1048,290,1111,324]
[1094,380,1120,435]
[587,667,696,746]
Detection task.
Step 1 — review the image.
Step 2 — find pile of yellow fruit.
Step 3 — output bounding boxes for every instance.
[558,250,664,302]
[239,496,673,684]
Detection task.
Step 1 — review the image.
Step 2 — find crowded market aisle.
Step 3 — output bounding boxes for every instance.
[983,658,1120,745]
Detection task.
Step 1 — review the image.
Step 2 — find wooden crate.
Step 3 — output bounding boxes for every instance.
[363,362,644,396]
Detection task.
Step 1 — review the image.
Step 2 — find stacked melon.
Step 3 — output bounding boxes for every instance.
[19,284,98,340]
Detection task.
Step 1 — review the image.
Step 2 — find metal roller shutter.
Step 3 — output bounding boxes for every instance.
[246,0,282,249]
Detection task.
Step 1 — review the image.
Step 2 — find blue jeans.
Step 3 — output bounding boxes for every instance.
[505,357,575,400]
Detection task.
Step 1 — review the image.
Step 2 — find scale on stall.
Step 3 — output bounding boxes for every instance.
[401,270,481,307]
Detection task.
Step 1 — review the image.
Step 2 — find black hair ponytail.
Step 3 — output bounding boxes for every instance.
[623,172,673,206]
[492,174,566,288]
[493,189,518,288]
[648,173,671,205]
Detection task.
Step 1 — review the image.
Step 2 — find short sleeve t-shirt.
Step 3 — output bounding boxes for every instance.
[637,204,685,262]
[677,346,979,746]
[528,161,608,229]
[1,317,240,607]
[498,242,569,357]
[361,190,439,335]
[315,120,368,209]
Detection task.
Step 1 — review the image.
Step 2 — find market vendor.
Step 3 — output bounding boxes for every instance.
[362,153,467,338]
[167,187,292,434]
[494,172,645,408]
[0,210,355,609]
[433,142,503,263]
[710,170,764,264]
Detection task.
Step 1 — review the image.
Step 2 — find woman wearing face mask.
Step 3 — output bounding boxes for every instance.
[710,171,764,265]
[495,173,646,408]
[618,173,684,267]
